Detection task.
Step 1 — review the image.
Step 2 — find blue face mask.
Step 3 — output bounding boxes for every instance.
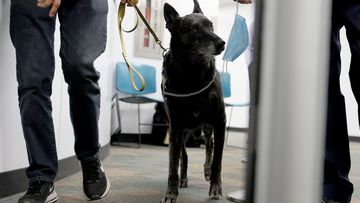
[222,14,249,62]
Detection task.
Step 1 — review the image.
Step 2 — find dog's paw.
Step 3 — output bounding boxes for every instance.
[209,183,222,200]
[160,194,177,203]
[204,164,211,181]
[179,178,188,188]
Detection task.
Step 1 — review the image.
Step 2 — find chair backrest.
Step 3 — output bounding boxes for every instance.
[219,72,231,98]
[116,62,157,95]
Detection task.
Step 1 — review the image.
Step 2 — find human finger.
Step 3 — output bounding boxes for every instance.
[37,0,53,8]
[48,0,61,17]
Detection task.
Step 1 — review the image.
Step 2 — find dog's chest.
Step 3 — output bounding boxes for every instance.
[165,93,213,124]
[162,53,222,125]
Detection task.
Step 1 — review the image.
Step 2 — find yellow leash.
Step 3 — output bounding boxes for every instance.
[117,0,167,91]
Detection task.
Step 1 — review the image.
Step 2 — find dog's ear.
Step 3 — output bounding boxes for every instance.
[164,3,180,31]
[193,0,203,14]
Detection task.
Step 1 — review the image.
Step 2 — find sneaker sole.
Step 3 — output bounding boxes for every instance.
[46,190,58,203]
[84,176,111,201]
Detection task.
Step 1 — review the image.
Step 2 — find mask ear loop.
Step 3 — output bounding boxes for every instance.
[222,61,229,74]
[222,61,225,74]
[221,61,230,85]
[236,0,239,14]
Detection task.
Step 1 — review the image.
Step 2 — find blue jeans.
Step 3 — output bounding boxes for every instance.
[10,0,108,184]
[324,0,359,202]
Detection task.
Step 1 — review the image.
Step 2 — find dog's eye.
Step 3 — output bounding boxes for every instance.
[204,21,213,28]
[191,29,197,34]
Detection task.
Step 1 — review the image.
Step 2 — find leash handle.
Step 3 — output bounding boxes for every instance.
[117,1,145,91]
[116,0,168,91]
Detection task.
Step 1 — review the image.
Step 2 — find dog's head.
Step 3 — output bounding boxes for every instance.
[164,0,225,56]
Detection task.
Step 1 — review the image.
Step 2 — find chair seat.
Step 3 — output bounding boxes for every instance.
[119,96,161,104]
[225,101,250,107]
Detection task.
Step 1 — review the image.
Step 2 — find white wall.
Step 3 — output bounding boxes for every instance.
[0,0,113,173]
[0,0,28,172]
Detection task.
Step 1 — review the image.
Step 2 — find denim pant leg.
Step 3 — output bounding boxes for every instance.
[346,3,360,128]
[58,0,108,161]
[10,0,58,184]
[323,1,357,202]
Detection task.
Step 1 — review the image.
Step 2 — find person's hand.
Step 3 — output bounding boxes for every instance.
[37,0,61,17]
[234,0,252,4]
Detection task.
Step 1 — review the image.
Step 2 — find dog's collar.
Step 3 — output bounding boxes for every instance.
[162,71,217,98]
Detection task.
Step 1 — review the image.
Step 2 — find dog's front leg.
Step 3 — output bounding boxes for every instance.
[209,122,225,199]
[202,124,213,181]
[161,128,183,203]
[179,139,188,188]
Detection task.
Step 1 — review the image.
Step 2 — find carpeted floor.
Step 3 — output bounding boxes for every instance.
[2,144,246,203]
[2,134,360,203]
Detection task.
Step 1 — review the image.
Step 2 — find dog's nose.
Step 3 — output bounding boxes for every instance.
[216,40,226,51]
[219,40,225,48]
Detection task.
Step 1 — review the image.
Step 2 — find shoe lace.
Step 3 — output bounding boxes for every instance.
[82,159,103,180]
[26,181,48,195]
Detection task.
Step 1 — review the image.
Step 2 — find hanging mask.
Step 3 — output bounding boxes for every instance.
[219,71,231,98]
[222,14,249,62]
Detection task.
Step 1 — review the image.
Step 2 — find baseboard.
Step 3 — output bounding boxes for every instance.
[349,135,360,142]
[226,127,249,133]
[0,143,110,198]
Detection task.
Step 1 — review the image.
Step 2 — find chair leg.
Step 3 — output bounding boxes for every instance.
[226,106,249,149]
[137,102,141,148]
[110,94,121,146]
[111,95,140,148]
[115,94,122,135]
[225,106,234,147]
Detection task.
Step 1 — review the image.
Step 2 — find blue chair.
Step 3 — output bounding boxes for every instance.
[112,62,164,148]
[219,71,231,98]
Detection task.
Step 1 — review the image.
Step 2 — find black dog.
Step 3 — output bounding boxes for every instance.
[161,1,226,202]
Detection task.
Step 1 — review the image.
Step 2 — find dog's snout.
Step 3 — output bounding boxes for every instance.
[215,39,225,54]
[217,40,225,50]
